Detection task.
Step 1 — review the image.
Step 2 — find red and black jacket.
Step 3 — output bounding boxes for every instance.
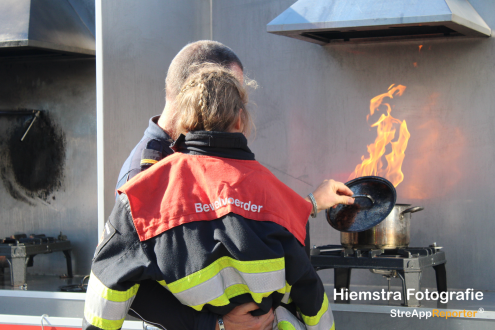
[83,131,333,330]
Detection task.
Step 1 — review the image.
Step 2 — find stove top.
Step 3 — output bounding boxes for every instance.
[311,244,445,267]
[310,244,447,307]
[1,234,58,246]
[0,233,72,287]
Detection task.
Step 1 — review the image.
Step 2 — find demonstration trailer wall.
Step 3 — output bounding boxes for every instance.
[0,0,97,278]
[0,59,97,275]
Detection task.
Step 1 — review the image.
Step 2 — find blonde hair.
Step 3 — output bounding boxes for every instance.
[175,64,256,138]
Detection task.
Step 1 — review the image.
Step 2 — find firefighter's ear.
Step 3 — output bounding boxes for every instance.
[231,109,243,133]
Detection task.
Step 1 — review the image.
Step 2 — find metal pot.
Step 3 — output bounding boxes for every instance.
[341,204,424,249]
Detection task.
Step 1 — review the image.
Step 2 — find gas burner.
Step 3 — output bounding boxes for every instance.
[0,233,73,286]
[312,244,443,258]
[310,244,447,307]
[1,234,57,246]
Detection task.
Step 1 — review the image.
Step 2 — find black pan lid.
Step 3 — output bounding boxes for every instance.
[326,176,396,232]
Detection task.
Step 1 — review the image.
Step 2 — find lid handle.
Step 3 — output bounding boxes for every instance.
[352,194,375,204]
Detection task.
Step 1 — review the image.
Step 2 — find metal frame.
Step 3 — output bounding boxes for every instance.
[0,314,144,329]
[0,240,73,286]
[311,245,447,307]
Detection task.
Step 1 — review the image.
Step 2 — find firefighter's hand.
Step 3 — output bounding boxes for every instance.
[216,303,274,330]
[306,179,354,213]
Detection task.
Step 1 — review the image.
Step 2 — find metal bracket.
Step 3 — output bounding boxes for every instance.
[21,110,41,141]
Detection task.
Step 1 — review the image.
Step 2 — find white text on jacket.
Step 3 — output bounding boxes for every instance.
[195,197,263,213]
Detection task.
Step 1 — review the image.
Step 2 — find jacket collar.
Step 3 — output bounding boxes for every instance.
[171,131,255,160]
[144,116,174,143]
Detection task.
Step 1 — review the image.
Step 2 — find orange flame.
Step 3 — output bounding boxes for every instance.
[419,45,423,52]
[349,84,410,187]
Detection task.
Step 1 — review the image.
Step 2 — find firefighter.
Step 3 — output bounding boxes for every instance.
[115,40,274,330]
[84,64,354,330]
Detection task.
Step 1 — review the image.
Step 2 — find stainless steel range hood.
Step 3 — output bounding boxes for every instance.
[0,0,95,59]
[267,0,492,45]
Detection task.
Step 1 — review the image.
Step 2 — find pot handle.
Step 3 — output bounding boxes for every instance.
[401,206,424,215]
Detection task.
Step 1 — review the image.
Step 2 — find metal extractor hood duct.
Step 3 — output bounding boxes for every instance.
[0,0,95,58]
[267,0,492,45]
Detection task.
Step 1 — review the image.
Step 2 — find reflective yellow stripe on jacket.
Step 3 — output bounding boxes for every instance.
[300,294,335,330]
[140,159,158,165]
[84,272,139,330]
[158,256,289,311]
[275,306,307,330]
